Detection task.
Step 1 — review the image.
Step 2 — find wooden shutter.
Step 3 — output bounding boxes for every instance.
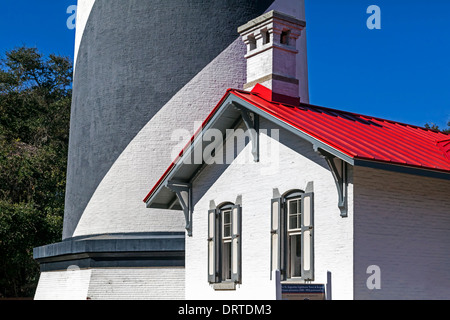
[301,192,314,281]
[230,205,242,283]
[270,198,284,279]
[207,209,217,283]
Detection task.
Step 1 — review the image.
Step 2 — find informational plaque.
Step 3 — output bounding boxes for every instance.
[281,284,326,300]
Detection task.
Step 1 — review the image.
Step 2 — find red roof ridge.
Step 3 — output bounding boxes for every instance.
[296,100,444,136]
[232,87,450,139]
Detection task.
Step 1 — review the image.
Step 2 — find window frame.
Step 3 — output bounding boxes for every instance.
[208,202,242,286]
[271,190,314,282]
[284,191,303,280]
[220,204,233,282]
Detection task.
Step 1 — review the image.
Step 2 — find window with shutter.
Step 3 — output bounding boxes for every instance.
[207,209,217,283]
[270,198,283,279]
[208,203,242,286]
[231,205,242,283]
[301,192,314,281]
[222,207,232,281]
[287,196,302,278]
[271,190,314,282]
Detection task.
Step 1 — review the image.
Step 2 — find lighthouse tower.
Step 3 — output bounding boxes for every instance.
[33,0,309,300]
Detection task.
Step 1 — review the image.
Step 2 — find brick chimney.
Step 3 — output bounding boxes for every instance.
[238,10,306,103]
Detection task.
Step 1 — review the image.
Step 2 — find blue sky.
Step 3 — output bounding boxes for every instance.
[306,0,450,129]
[0,0,449,130]
[0,0,75,58]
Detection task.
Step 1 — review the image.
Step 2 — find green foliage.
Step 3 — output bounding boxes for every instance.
[424,121,450,134]
[0,47,71,298]
[0,200,62,297]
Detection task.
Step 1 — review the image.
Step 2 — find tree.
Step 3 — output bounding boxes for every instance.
[424,121,450,134]
[0,47,72,298]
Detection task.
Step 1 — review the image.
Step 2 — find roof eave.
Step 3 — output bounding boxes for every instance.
[144,89,450,209]
[144,91,357,208]
[354,158,450,181]
[144,92,241,207]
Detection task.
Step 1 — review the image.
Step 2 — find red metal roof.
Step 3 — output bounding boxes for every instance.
[234,84,450,172]
[144,84,450,203]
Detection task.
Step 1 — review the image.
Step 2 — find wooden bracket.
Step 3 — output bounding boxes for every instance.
[166,180,193,236]
[314,146,348,217]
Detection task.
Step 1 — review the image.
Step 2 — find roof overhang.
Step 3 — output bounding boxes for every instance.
[144,86,450,226]
[145,94,243,210]
[354,158,450,181]
[144,89,356,209]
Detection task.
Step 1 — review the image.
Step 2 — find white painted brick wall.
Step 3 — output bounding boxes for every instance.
[86,268,185,300]
[272,48,298,79]
[267,0,309,103]
[272,80,300,97]
[353,166,450,300]
[244,31,299,97]
[74,0,96,68]
[246,49,274,82]
[34,269,92,300]
[186,119,354,300]
[72,0,310,238]
[73,38,247,237]
[34,267,185,300]
[186,123,450,301]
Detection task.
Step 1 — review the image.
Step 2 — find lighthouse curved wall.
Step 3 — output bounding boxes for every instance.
[34,0,308,300]
[64,0,308,239]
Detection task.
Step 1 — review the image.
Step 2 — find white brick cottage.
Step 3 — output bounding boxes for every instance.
[144,11,450,300]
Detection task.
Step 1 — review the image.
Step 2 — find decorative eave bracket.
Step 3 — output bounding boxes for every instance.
[166,180,193,236]
[314,146,349,218]
[233,103,260,162]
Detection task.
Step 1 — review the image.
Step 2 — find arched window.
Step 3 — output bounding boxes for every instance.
[271,190,314,281]
[284,191,303,278]
[208,202,242,285]
[219,203,234,281]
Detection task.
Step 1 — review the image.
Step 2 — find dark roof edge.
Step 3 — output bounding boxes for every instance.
[355,158,450,181]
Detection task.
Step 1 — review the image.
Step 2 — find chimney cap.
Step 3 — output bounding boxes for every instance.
[237,10,306,34]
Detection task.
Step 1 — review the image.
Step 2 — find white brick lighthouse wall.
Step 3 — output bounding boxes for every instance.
[36,0,299,300]
[186,119,355,300]
[34,268,185,300]
[65,0,309,240]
